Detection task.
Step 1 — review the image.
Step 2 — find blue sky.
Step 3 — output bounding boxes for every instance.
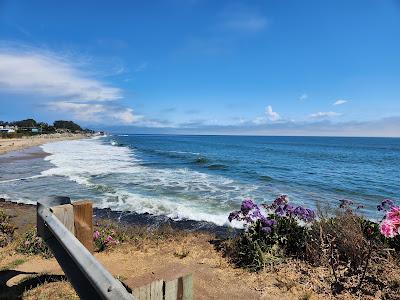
[0,0,399,136]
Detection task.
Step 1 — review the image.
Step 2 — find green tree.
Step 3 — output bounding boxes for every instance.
[53,120,82,132]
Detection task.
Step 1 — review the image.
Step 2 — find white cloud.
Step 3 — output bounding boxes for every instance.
[48,102,136,125]
[266,105,281,121]
[224,16,268,31]
[0,48,121,102]
[299,93,308,101]
[333,99,348,106]
[309,111,342,118]
[0,44,145,125]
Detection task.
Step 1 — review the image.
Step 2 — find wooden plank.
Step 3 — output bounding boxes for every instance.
[50,204,75,235]
[164,279,178,300]
[182,274,193,300]
[72,200,93,253]
[150,280,163,300]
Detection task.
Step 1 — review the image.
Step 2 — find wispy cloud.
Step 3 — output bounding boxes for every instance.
[134,62,148,73]
[0,47,122,102]
[333,99,348,106]
[223,15,268,32]
[110,117,400,138]
[299,93,308,101]
[47,102,136,124]
[309,111,342,119]
[0,43,140,125]
[220,5,268,32]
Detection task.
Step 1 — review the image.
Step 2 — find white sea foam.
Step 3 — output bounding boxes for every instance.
[0,175,45,184]
[40,137,255,226]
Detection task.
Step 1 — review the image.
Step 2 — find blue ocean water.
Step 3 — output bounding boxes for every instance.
[0,135,399,225]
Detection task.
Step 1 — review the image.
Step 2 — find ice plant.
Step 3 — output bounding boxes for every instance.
[93,230,100,240]
[379,202,400,238]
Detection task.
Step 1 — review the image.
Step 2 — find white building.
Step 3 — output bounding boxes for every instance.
[0,125,17,133]
[0,128,15,133]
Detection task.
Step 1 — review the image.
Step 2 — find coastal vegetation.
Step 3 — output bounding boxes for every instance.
[224,197,400,297]
[0,118,93,138]
[1,199,400,299]
[0,208,15,247]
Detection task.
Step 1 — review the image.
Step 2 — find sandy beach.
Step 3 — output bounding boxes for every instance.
[0,133,91,155]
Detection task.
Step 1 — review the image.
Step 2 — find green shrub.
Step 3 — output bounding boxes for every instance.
[93,223,127,252]
[0,209,15,247]
[227,196,314,271]
[16,228,53,258]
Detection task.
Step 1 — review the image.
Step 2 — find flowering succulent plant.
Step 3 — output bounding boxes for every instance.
[378,201,400,238]
[93,225,121,252]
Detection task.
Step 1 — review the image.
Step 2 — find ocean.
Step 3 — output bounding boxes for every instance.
[0,135,399,226]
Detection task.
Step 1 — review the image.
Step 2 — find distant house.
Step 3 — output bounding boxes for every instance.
[0,125,17,133]
[31,128,40,133]
[0,128,15,133]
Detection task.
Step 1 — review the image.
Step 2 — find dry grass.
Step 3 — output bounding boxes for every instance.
[22,280,78,300]
[1,202,400,299]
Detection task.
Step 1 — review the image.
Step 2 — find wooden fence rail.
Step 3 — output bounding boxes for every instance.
[36,196,193,300]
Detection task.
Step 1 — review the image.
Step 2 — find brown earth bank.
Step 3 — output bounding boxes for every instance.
[0,200,399,300]
[0,133,91,155]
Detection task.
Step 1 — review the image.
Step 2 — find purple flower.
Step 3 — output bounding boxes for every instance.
[241,199,257,214]
[260,216,276,234]
[283,204,294,215]
[293,206,315,223]
[339,199,353,209]
[275,206,285,217]
[377,199,394,211]
[260,216,276,228]
[250,207,262,219]
[272,195,288,208]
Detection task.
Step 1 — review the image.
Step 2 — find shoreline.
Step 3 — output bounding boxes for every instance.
[0,133,91,155]
[0,199,235,238]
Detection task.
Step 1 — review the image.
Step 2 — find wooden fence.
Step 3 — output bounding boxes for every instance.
[37,197,193,300]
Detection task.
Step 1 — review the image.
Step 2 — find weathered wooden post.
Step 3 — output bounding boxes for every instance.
[72,200,93,253]
[37,197,134,299]
[125,264,193,300]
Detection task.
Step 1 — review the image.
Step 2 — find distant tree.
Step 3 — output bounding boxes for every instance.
[53,120,82,132]
[37,122,56,133]
[13,119,37,128]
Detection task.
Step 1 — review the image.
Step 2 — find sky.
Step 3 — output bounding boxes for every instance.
[0,0,399,136]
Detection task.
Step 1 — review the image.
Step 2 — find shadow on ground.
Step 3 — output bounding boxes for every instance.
[0,269,66,299]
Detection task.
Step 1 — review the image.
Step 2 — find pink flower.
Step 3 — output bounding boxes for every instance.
[387,207,400,223]
[105,235,115,244]
[379,205,400,238]
[93,230,100,240]
[380,220,396,238]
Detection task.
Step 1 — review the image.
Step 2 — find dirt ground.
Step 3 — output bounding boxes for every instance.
[0,201,395,299]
